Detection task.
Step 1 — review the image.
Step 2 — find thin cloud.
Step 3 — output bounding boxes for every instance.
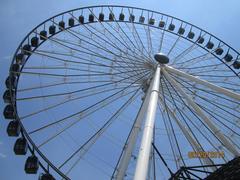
[0,55,12,62]
[0,153,7,158]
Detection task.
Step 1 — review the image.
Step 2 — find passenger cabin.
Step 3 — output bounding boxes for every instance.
[31,37,39,47]
[139,16,145,23]
[197,36,204,44]
[168,23,175,31]
[14,138,28,155]
[25,155,39,174]
[40,30,47,40]
[7,120,20,137]
[187,31,195,39]
[22,44,32,55]
[10,64,20,75]
[5,76,17,89]
[68,18,75,27]
[3,104,16,119]
[49,25,56,35]
[109,13,114,21]
[89,14,94,22]
[215,47,223,55]
[178,27,185,35]
[39,173,56,180]
[119,13,125,21]
[16,53,26,65]
[79,15,84,24]
[159,21,165,28]
[233,61,240,69]
[99,13,104,21]
[3,89,15,103]
[129,14,135,22]
[58,21,65,30]
[224,53,233,62]
[149,18,155,25]
[206,41,214,49]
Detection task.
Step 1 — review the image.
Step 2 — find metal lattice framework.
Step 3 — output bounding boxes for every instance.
[3,5,240,180]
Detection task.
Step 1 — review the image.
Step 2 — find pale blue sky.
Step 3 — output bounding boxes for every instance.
[0,0,240,179]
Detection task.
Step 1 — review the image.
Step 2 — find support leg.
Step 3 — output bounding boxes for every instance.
[133,65,161,180]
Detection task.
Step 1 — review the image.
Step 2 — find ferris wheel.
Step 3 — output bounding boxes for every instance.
[3,5,240,180]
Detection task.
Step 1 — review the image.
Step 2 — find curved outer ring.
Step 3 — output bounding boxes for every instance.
[8,5,240,179]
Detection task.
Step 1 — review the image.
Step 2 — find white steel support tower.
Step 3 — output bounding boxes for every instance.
[133,53,168,180]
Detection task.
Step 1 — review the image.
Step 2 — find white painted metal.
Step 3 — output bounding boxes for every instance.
[162,68,240,157]
[133,65,161,180]
[158,96,217,171]
[115,85,151,180]
[165,65,240,101]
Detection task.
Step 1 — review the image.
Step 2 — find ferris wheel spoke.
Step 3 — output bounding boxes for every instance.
[128,22,154,63]
[19,60,149,83]
[38,33,144,73]
[57,18,135,64]
[143,22,154,58]
[110,9,152,63]
[33,48,150,80]
[177,62,223,71]
[125,8,154,60]
[158,96,215,171]
[24,65,131,75]
[33,49,148,77]
[25,48,116,69]
[35,86,139,148]
[162,75,229,157]
[62,30,147,69]
[171,33,208,65]
[157,103,180,169]
[124,8,146,56]
[170,77,240,132]
[14,70,139,79]
[107,7,143,59]
[167,25,187,57]
[18,79,135,93]
[162,68,240,157]
[29,73,146,136]
[174,79,240,120]
[20,84,139,120]
[170,74,240,137]
[168,73,240,107]
[101,8,152,63]
[16,64,148,79]
[179,67,231,76]
[165,66,240,101]
[158,17,169,53]
[124,13,154,62]
[17,72,144,101]
[86,9,141,60]
[161,76,228,163]
[144,13,153,56]
[173,50,215,67]
[49,35,144,72]
[159,78,187,167]
[58,88,140,171]
[168,77,240,115]
[171,41,199,65]
[198,105,240,137]
[181,43,225,68]
[51,26,147,69]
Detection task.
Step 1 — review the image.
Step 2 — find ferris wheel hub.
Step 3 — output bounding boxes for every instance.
[154,53,169,64]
